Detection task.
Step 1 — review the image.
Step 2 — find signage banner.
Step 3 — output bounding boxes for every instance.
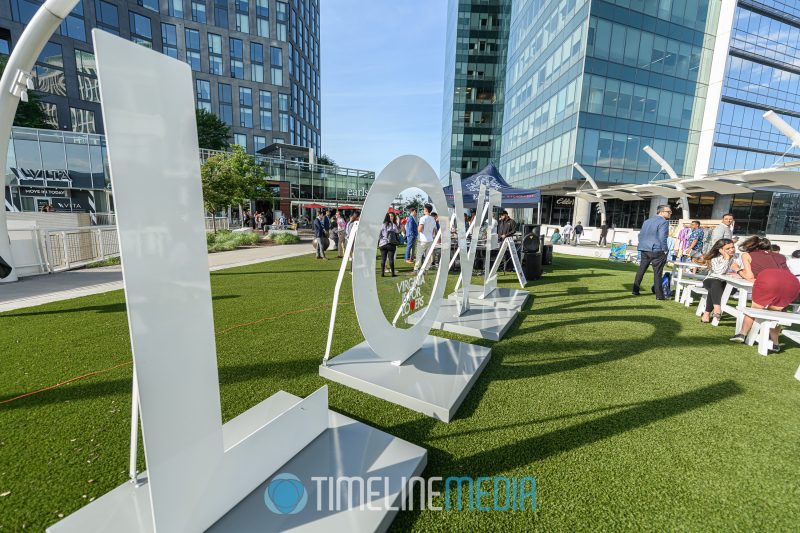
[18,186,69,198]
[554,196,575,206]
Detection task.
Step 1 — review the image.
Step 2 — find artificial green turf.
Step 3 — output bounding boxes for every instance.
[1,253,799,531]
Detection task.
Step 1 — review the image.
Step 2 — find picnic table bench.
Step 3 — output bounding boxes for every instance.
[742,308,800,356]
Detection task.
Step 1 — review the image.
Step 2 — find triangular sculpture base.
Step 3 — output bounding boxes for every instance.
[408,299,519,341]
[448,287,530,312]
[48,392,426,533]
[320,336,491,422]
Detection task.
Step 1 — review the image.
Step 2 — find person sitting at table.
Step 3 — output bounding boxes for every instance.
[788,249,800,277]
[696,239,738,324]
[729,236,800,350]
[550,228,563,244]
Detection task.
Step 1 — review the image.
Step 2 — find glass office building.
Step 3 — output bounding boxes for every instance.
[440,0,511,181]
[698,1,800,235]
[4,127,373,221]
[0,0,321,155]
[500,0,719,192]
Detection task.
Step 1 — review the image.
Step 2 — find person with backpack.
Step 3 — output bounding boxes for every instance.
[378,212,400,277]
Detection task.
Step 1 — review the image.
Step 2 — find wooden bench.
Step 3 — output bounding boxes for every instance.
[742,308,800,356]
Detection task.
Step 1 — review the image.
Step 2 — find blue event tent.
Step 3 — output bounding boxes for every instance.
[442,163,541,208]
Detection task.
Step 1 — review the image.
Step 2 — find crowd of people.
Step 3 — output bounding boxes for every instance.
[631,206,800,351]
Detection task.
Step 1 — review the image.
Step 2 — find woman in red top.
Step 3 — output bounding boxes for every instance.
[730,236,800,350]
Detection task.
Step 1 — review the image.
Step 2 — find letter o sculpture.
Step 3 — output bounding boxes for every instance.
[351,155,451,363]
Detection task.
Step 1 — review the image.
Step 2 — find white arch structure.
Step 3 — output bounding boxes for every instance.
[0,0,81,282]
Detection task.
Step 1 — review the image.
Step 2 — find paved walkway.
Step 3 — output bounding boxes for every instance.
[0,243,312,313]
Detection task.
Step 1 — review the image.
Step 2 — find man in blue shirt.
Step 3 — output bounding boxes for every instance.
[632,204,671,299]
[404,208,418,263]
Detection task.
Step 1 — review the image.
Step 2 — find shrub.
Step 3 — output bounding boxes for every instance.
[267,232,300,245]
[207,230,259,252]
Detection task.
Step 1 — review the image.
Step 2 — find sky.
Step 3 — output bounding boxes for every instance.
[320,1,448,174]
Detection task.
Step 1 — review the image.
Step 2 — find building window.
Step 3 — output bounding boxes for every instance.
[214,0,228,28]
[129,12,153,48]
[60,0,86,41]
[185,28,201,71]
[196,79,211,111]
[219,83,233,125]
[138,0,158,12]
[40,102,59,128]
[234,133,247,149]
[256,0,269,38]
[191,0,207,22]
[250,42,264,82]
[235,0,249,33]
[276,1,288,41]
[161,23,178,58]
[70,107,96,133]
[239,87,253,128]
[167,0,183,18]
[33,42,66,96]
[272,137,283,144]
[259,90,272,129]
[254,135,266,152]
[230,38,244,79]
[270,46,283,85]
[95,0,119,34]
[278,93,289,133]
[208,33,223,75]
[75,49,99,102]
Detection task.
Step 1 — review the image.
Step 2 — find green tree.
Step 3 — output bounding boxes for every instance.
[0,55,56,129]
[195,108,230,151]
[201,145,270,231]
[403,193,427,214]
[317,153,336,167]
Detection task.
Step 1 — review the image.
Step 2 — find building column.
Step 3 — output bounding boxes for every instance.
[711,194,732,219]
[649,196,668,218]
[572,197,591,226]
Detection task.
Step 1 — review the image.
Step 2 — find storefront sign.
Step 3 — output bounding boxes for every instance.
[51,198,87,211]
[11,168,72,184]
[554,196,574,206]
[347,187,369,199]
[19,186,68,198]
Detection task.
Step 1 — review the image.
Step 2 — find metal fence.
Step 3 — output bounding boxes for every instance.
[204,216,230,231]
[41,226,120,272]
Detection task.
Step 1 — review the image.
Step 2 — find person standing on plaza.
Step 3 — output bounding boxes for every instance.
[378,213,400,277]
[631,204,671,299]
[683,220,705,260]
[404,208,418,264]
[313,212,329,260]
[562,221,573,245]
[711,213,735,244]
[598,221,609,246]
[328,210,339,253]
[414,204,436,273]
[335,211,347,258]
[497,210,517,241]
[574,221,584,245]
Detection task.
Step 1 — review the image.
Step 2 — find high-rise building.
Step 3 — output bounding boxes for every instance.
[499,0,720,228]
[440,0,511,182]
[441,0,800,234]
[0,0,320,155]
[694,0,800,235]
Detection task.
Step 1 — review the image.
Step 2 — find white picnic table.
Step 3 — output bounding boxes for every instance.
[712,274,754,329]
[670,260,705,303]
[742,308,800,356]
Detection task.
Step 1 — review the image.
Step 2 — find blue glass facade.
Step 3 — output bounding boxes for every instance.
[705,3,800,235]
[440,0,511,182]
[500,0,719,190]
